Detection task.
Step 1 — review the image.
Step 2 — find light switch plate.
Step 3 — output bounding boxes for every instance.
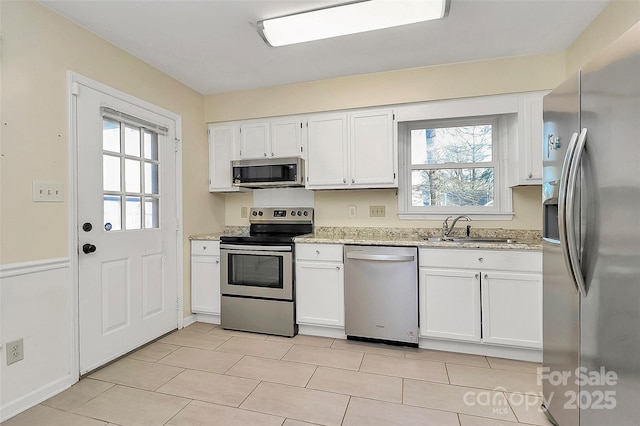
[33,181,64,202]
[348,205,357,218]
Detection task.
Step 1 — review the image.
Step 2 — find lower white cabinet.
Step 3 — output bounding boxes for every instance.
[190,240,221,316]
[295,244,344,328]
[419,248,542,349]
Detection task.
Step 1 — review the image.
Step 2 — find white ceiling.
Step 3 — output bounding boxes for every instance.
[41,0,609,95]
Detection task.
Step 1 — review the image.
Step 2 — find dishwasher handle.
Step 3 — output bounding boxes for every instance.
[346,252,415,262]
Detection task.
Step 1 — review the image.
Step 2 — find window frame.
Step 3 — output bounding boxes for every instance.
[397,114,514,220]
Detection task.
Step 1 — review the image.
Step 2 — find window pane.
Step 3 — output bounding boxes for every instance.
[103,119,120,153]
[144,162,159,194]
[103,155,121,191]
[411,125,492,165]
[125,196,141,230]
[145,198,159,229]
[125,159,141,193]
[411,168,494,207]
[144,130,158,160]
[124,125,141,156]
[104,195,122,231]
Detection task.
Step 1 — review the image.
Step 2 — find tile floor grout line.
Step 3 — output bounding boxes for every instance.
[160,398,195,426]
[340,395,352,426]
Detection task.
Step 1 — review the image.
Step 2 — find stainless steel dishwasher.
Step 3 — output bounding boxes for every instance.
[344,245,418,346]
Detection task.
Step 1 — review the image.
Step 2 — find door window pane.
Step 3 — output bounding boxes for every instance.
[104,195,122,231]
[411,168,494,207]
[144,130,158,160]
[125,159,141,193]
[144,162,159,194]
[103,155,121,191]
[145,198,159,228]
[125,196,142,230]
[124,125,141,156]
[103,119,121,153]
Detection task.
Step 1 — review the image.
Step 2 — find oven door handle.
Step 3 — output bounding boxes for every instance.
[220,244,292,252]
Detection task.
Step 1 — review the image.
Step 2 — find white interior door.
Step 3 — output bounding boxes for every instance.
[75,83,179,374]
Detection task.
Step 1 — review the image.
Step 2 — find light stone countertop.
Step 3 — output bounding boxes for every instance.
[190,227,542,251]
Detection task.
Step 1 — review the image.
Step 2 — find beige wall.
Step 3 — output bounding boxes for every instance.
[0,1,224,311]
[565,0,640,76]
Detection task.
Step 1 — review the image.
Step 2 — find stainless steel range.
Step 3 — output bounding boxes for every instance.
[219,207,313,337]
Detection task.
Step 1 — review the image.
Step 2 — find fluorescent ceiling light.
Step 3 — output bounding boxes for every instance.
[258,0,450,47]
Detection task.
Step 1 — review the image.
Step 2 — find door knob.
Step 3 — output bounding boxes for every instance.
[82,243,97,254]
[82,222,92,232]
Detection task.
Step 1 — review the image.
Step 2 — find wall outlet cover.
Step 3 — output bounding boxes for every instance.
[369,205,386,217]
[6,338,24,365]
[348,205,357,218]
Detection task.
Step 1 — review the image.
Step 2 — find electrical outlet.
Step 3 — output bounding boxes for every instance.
[6,339,24,365]
[240,207,248,218]
[348,205,357,218]
[369,205,386,217]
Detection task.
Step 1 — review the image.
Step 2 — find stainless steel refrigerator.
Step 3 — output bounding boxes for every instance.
[541,23,640,426]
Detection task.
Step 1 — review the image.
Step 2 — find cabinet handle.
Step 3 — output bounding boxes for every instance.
[484,274,488,279]
[343,178,347,184]
[216,260,219,264]
[316,250,320,254]
[264,153,267,157]
[351,178,355,184]
[203,246,207,250]
[271,152,275,157]
[475,274,479,279]
[336,266,341,270]
[478,257,484,262]
[528,172,533,178]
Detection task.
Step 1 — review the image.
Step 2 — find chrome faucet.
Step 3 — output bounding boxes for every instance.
[442,215,471,238]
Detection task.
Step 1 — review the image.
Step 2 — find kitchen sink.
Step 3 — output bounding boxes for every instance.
[426,237,517,244]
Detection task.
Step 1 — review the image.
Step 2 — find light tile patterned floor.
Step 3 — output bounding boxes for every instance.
[2,323,554,426]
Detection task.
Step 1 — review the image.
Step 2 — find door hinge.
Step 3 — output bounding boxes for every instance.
[393,172,396,179]
[71,82,80,96]
[176,297,180,310]
[176,219,180,230]
[174,138,180,152]
[207,129,210,135]
[300,146,303,152]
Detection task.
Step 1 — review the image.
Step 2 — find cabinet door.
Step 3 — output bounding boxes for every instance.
[419,268,481,342]
[524,98,543,182]
[191,255,221,315]
[209,124,239,192]
[239,122,269,159]
[481,271,542,348]
[271,118,303,158]
[296,261,344,327]
[306,113,349,188]
[349,110,396,187]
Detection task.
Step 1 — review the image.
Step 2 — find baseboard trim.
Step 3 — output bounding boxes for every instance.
[194,313,220,325]
[419,338,542,362]
[0,374,75,423]
[298,324,346,339]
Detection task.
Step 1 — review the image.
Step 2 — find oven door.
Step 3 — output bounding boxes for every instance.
[220,245,293,300]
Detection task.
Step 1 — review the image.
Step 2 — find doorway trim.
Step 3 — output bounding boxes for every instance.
[67,71,184,381]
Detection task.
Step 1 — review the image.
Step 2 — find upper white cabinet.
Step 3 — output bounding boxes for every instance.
[238,118,304,159]
[208,123,240,192]
[306,109,396,189]
[509,91,547,186]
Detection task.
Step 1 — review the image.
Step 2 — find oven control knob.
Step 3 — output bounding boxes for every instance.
[297,211,302,216]
[258,211,263,216]
[291,211,295,216]
[252,211,258,216]
[303,211,309,216]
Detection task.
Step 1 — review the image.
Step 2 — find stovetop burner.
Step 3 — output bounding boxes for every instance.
[220,207,314,245]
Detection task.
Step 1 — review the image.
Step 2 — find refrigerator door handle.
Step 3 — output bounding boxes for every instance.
[566,128,588,298]
[558,131,582,295]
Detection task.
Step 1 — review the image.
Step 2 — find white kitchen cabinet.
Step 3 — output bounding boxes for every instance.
[306,113,349,187]
[418,248,542,349]
[510,91,547,186]
[238,118,303,159]
[306,109,396,189]
[419,268,481,342]
[208,123,240,192]
[295,243,344,328]
[481,271,542,348]
[191,240,221,318]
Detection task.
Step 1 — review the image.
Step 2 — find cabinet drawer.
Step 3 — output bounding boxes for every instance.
[419,248,541,272]
[191,240,220,256]
[296,243,343,262]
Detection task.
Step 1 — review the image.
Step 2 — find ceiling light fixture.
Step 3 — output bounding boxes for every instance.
[258,0,450,47]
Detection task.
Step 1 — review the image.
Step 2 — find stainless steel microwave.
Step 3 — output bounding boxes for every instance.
[231,157,305,188]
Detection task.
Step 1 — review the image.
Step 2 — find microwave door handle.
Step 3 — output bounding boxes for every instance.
[558,131,580,294]
[565,128,588,298]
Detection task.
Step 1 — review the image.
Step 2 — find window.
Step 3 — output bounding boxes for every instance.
[398,115,513,219]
